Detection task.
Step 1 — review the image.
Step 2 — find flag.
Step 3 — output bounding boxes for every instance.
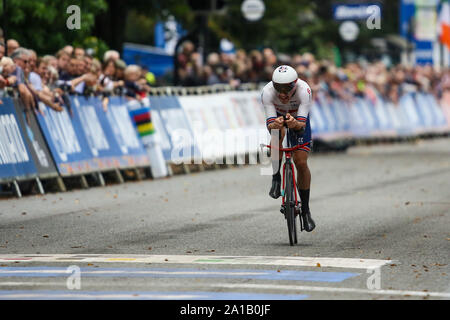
[438,0,450,50]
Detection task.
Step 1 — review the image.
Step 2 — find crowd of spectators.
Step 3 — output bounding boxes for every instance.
[176,40,450,106]
[1,35,449,118]
[0,37,155,116]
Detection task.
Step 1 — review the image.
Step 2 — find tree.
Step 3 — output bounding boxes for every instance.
[94,0,194,52]
[1,0,107,55]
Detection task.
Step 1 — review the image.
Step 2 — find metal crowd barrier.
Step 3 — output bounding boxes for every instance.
[1,84,449,197]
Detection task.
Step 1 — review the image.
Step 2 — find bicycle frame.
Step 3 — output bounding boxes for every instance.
[260,130,309,208]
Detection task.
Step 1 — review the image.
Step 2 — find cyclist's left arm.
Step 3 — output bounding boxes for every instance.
[293,82,312,131]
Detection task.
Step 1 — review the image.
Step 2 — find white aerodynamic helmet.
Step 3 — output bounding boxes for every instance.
[272,65,298,94]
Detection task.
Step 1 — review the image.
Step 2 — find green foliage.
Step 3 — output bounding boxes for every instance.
[209,0,339,58]
[0,0,107,55]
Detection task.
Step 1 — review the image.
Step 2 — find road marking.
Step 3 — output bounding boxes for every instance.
[0,282,65,286]
[0,290,308,300]
[212,283,450,298]
[0,254,392,269]
[0,267,359,282]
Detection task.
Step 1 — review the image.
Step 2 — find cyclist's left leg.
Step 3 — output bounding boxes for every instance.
[293,147,311,212]
[292,118,315,232]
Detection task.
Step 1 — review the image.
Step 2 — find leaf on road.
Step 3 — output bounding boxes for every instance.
[316,263,321,267]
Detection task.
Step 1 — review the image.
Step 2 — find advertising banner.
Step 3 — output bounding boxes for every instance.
[0,98,37,181]
[105,97,150,168]
[150,96,200,163]
[35,100,94,176]
[12,99,58,178]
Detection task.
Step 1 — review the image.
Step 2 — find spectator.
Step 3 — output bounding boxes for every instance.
[42,55,58,70]
[103,50,120,62]
[0,57,18,89]
[7,39,19,56]
[99,58,123,93]
[74,47,85,59]
[0,43,5,60]
[70,59,101,95]
[10,48,35,111]
[84,55,93,74]
[62,45,74,56]
[56,49,71,81]
[124,65,150,100]
[28,49,37,72]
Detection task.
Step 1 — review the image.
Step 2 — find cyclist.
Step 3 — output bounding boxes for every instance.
[261,65,315,232]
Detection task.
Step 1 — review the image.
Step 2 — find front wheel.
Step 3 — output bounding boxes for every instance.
[284,164,297,246]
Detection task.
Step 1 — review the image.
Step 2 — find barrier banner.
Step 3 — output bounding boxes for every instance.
[226,91,268,155]
[69,96,116,170]
[0,97,37,181]
[12,99,58,178]
[71,96,150,170]
[149,96,200,163]
[104,97,150,168]
[178,92,271,162]
[35,100,95,176]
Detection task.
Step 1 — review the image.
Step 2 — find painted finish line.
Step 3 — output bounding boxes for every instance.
[0,267,358,283]
[0,290,308,300]
[0,254,392,269]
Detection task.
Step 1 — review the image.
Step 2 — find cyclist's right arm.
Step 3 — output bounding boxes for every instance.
[261,86,284,130]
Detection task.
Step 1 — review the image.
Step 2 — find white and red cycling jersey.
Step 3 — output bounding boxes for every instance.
[261,78,313,128]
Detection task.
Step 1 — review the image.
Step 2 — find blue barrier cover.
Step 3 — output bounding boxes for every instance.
[70,96,119,170]
[0,98,37,181]
[106,96,150,168]
[35,100,95,175]
[311,92,450,140]
[149,96,200,162]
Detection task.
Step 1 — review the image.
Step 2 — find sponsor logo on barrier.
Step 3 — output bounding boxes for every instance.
[40,104,81,162]
[77,104,110,157]
[105,104,141,153]
[0,114,29,164]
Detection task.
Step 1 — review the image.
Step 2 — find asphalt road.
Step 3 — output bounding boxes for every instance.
[0,138,449,301]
